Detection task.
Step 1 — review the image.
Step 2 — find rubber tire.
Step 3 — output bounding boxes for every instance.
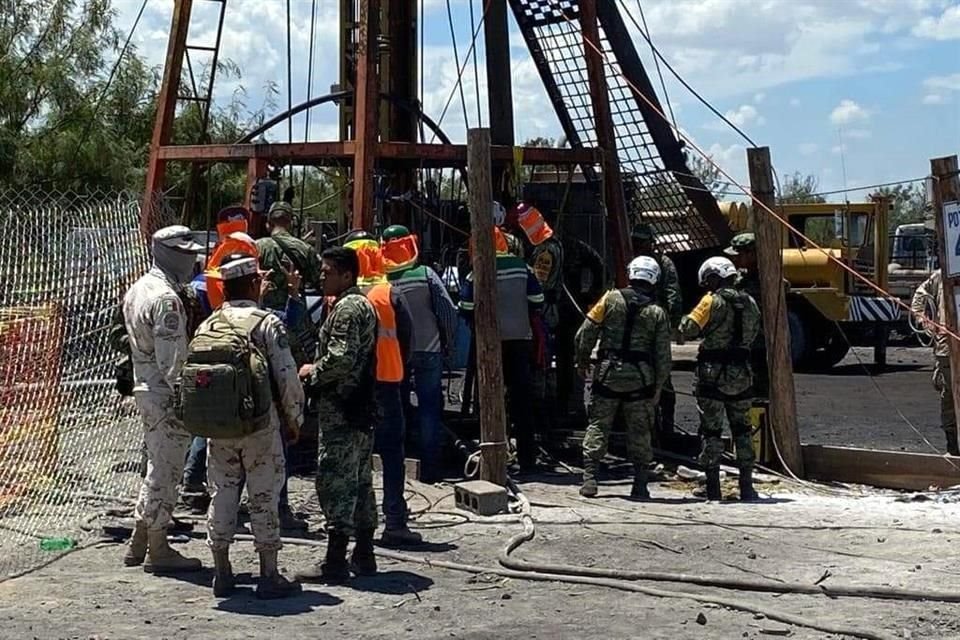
[787,310,809,368]
[809,329,850,370]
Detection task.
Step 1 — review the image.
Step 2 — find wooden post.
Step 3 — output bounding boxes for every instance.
[467,128,508,486]
[484,0,515,203]
[351,0,380,230]
[747,147,804,476]
[580,0,631,287]
[931,155,960,449]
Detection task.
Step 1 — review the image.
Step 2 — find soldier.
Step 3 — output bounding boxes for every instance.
[122,225,204,573]
[256,200,323,364]
[194,256,303,599]
[631,223,682,444]
[680,256,761,502]
[296,246,379,584]
[382,224,458,489]
[912,269,958,455]
[576,256,672,499]
[725,232,769,401]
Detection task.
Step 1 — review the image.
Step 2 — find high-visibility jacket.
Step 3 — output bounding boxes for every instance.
[365,282,404,383]
[516,203,554,246]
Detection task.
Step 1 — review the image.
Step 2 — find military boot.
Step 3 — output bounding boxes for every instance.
[380,525,424,548]
[294,532,350,585]
[579,460,599,497]
[738,467,759,502]
[143,529,202,574]
[122,521,148,567]
[350,528,378,576]
[257,550,302,600]
[704,468,722,502]
[947,429,960,456]
[629,465,651,501]
[211,548,235,597]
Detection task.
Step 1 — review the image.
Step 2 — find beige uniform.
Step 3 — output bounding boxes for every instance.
[912,270,954,434]
[124,267,193,533]
[202,300,304,552]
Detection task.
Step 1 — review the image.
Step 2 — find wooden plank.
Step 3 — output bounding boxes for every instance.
[748,147,803,477]
[931,155,960,452]
[351,0,381,230]
[467,128,508,486]
[803,445,960,491]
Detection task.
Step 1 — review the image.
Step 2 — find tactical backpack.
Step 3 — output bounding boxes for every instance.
[176,309,273,438]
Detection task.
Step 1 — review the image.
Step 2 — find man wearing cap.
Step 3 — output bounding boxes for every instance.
[725,232,769,401]
[256,201,323,365]
[200,255,303,599]
[631,223,682,444]
[121,225,205,573]
[382,224,458,488]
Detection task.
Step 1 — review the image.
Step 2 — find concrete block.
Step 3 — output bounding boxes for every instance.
[454,480,508,516]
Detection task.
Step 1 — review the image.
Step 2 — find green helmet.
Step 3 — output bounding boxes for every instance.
[631,222,655,241]
[345,229,375,244]
[724,232,756,256]
[382,224,412,241]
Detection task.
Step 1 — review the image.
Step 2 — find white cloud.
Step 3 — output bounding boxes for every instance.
[923,93,947,105]
[844,128,872,139]
[913,5,960,40]
[799,142,819,155]
[831,143,848,155]
[723,104,765,127]
[829,99,870,125]
[789,97,801,107]
[753,92,766,103]
[925,73,960,92]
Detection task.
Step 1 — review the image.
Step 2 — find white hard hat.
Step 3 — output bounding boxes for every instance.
[698,256,738,285]
[627,256,660,285]
[492,201,506,226]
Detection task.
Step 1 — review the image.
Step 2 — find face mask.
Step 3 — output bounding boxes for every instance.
[153,243,197,284]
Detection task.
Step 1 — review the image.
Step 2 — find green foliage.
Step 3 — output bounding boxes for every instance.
[874,183,929,233]
[777,172,826,205]
[686,154,730,201]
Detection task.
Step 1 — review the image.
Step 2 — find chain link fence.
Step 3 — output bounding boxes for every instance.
[0,189,165,578]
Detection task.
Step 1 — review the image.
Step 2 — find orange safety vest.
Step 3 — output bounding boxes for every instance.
[365,283,404,383]
[516,203,554,246]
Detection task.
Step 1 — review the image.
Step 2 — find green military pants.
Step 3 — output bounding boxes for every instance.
[697,396,754,469]
[582,395,654,466]
[316,423,378,536]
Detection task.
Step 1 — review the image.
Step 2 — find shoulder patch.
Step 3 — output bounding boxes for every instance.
[586,291,611,324]
[687,293,714,329]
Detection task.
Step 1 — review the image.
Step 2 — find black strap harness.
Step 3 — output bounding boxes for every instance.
[593,288,656,401]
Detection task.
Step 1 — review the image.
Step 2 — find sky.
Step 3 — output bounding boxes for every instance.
[119,0,960,200]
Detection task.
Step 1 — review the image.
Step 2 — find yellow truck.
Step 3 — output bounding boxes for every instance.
[722,197,910,369]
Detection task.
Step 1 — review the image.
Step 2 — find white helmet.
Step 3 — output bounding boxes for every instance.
[492,201,506,226]
[698,256,738,285]
[627,256,660,285]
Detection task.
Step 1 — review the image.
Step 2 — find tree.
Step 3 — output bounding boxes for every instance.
[778,172,826,204]
[687,154,730,201]
[874,183,929,233]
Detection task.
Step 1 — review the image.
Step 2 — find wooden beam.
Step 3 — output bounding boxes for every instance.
[803,445,960,491]
[351,0,381,230]
[467,128,508,486]
[484,0,515,203]
[156,142,599,165]
[141,0,193,236]
[932,155,960,450]
[580,0,631,287]
[747,147,803,477]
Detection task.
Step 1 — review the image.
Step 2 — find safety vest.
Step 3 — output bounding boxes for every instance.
[365,283,404,383]
[516,204,554,246]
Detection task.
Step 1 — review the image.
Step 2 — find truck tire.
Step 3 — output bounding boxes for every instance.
[808,327,851,370]
[787,310,809,368]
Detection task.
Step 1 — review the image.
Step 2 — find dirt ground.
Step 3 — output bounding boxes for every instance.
[2,469,960,640]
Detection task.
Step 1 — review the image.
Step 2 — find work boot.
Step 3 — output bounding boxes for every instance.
[947,429,960,457]
[279,505,309,532]
[629,465,651,501]
[380,525,424,548]
[294,532,350,584]
[211,548,235,597]
[579,460,599,498]
[704,468,722,502]
[256,550,302,600]
[350,528,378,576]
[123,521,148,567]
[738,467,759,502]
[143,529,202,574]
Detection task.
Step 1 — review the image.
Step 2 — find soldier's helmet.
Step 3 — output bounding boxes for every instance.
[627,256,661,285]
[698,256,738,285]
[631,222,656,242]
[724,232,756,257]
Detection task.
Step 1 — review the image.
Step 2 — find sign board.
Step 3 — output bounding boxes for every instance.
[943,201,960,277]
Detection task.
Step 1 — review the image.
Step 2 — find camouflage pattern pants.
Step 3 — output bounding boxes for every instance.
[582,395,654,466]
[697,396,754,470]
[207,425,285,552]
[935,356,955,435]
[316,423,378,536]
[134,393,192,532]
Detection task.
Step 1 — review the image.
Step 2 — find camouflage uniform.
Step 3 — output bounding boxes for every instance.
[912,270,957,453]
[256,229,323,365]
[680,287,761,469]
[203,301,304,553]
[304,286,379,536]
[646,251,682,439]
[576,288,672,466]
[124,267,193,533]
